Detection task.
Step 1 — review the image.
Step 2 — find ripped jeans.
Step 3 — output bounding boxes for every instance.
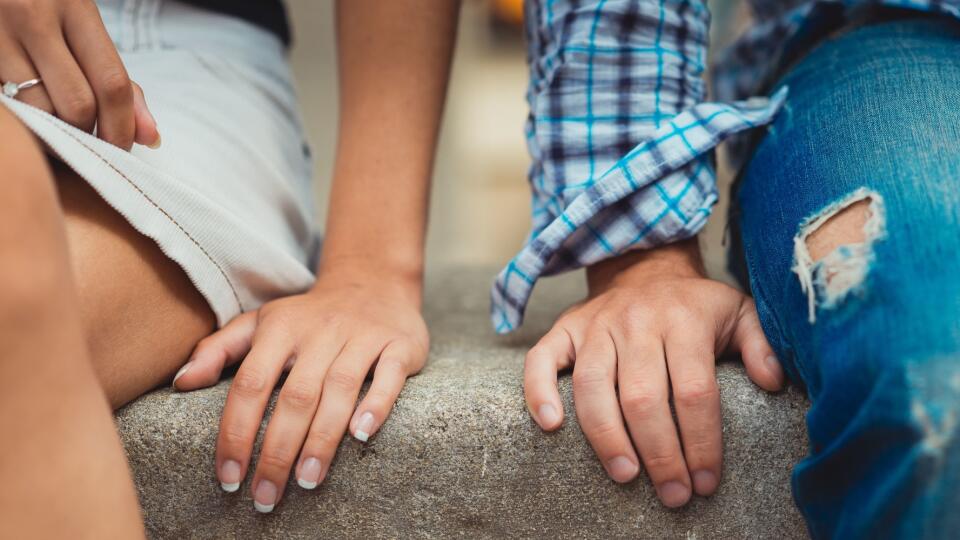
[729,16,960,540]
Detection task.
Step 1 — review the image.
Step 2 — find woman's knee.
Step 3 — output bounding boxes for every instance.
[0,108,75,310]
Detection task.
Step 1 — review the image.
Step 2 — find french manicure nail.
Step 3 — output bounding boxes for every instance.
[354,412,375,442]
[220,460,241,492]
[537,403,560,427]
[692,470,718,495]
[658,481,691,508]
[297,457,322,489]
[605,456,639,483]
[254,480,278,513]
[172,361,191,387]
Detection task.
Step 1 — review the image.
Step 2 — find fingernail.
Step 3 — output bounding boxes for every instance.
[253,480,277,513]
[297,457,322,489]
[605,456,639,483]
[537,403,560,427]
[692,470,718,495]
[354,412,375,442]
[147,132,162,149]
[657,481,691,508]
[220,460,241,492]
[172,361,191,388]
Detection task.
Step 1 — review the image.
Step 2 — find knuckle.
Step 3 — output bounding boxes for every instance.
[256,448,295,472]
[1,0,37,21]
[619,303,655,334]
[380,351,410,374]
[674,378,720,409]
[305,429,339,451]
[525,345,552,367]
[664,302,696,325]
[572,364,609,390]
[97,70,132,103]
[683,437,718,459]
[220,426,254,449]
[324,369,361,393]
[643,451,684,472]
[586,419,623,442]
[231,368,269,398]
[619,386,667,419]
[278,381,320,411]
[60,94,96,128]
[363,387,393,405]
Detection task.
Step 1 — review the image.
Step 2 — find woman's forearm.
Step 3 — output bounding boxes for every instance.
[321,0,461,290]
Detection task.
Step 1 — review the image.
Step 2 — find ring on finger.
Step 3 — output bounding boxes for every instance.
[2,78,42,98]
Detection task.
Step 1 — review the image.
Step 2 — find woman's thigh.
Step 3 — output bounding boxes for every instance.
[57,161,215,408]
[735,16,960,538]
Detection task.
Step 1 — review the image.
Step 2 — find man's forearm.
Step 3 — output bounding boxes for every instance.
[320,0,461,288]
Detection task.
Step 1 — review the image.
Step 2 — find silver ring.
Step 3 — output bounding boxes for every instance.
[2,78,42,99]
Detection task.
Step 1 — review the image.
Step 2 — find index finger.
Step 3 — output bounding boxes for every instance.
[215,331,290,493]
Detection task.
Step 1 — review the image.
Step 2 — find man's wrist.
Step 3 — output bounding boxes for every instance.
[586,237,705,296]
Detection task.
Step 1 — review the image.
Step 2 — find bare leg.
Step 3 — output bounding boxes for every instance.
[0,107,145,538]
[55,161,215,409]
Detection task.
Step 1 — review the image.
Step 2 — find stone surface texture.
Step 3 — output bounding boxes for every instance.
[117,268,811,539]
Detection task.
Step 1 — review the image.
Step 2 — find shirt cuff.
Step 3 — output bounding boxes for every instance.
[490,88,789,334]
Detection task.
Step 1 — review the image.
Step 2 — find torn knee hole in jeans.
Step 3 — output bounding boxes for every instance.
[792,188,886,323]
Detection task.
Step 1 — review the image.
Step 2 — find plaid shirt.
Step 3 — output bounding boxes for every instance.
[491,0,960,333]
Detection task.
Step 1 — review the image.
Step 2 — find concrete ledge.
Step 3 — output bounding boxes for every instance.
[117,268,811,538]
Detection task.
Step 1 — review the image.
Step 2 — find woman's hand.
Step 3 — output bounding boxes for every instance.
[0,0,159,149]
[173,267,429,512]
[523,238,785,508]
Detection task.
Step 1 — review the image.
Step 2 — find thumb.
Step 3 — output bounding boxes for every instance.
[728,297,785,392]
[131,81,161,149]
[173,310,258,391]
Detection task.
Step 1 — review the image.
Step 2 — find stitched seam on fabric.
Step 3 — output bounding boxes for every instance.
[36,113,245,312]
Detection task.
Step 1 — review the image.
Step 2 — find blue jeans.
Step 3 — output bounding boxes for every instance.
[730,16,960,540]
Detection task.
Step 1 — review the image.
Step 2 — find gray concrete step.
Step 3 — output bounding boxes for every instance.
[117,268,810,539]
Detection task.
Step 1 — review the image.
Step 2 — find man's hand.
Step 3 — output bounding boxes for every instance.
[523,238,784,507]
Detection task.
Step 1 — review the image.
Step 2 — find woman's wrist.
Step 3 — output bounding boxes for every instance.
[586,237,706,297]
[313,254,424,306]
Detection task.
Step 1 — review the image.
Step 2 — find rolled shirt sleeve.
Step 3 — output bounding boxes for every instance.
[491,0,786,333]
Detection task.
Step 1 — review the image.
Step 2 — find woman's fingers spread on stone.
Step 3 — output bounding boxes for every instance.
[214,330,291,495]
[572,328,641,484]
[295,341,380,493]
[615,331,692,507]
[663,326,722,498]
[524,325,575,431]
[348,339,425,443]
[249,338,342,513]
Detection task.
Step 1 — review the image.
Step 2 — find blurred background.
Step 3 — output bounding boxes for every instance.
[286,0,747,281]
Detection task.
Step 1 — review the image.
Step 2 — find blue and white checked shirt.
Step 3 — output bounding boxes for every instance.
[491,0,960,333]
